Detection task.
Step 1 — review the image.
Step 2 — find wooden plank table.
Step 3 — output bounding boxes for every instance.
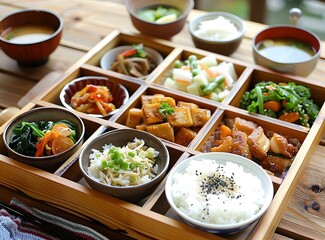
[0,1,324,239]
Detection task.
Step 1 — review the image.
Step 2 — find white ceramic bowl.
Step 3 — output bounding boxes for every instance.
[100,45,163,79]
[165,152,273,234]
[188,12,245,56]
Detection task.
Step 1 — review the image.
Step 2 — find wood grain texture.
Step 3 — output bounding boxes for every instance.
[0,1,324,239]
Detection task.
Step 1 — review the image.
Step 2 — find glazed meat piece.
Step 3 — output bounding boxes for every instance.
[247,126,270,160]
[211,136,234,153]
[232,130,252,159]
[260,155,292,174]
[233,117,258,135]
[270,133,298,158]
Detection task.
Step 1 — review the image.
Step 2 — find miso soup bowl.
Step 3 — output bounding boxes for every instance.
[253,25,321,77]
[0,9,63,67]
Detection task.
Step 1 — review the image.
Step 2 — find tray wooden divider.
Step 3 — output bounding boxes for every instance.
[0,29,324,240]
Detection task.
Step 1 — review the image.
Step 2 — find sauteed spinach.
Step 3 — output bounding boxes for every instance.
[9,120,76,156]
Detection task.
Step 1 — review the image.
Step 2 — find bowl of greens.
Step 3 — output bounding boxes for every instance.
[2,106,85,172]
[240,81,320,128]
[125,0,194,39]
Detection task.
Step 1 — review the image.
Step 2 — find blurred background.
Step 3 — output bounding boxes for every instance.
[194,0,325,40]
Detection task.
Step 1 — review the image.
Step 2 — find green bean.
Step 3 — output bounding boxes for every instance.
[202,76,225,96]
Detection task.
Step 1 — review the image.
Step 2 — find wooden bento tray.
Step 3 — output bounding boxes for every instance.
[0,30,324,240]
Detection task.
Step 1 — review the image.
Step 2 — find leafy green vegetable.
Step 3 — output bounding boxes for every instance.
[132,44,147,58]
[240,81,320,127]
[158,102,175,118]
[9,120,77,156]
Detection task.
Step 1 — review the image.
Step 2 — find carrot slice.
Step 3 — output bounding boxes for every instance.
[263,100,281,112]
[35,132,58,157]
[199,62,215,79]
[278,112,300,123]
[52,135,74,154]
[219,125,232,139]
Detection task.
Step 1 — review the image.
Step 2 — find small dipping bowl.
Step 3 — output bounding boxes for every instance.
[60,76,129,118]
[253,25,321,77]
[100,45,163,80]
[0,9,63,67]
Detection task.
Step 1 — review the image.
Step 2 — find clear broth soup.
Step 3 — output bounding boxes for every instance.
[1,25,54,44]
[257,38,316,63]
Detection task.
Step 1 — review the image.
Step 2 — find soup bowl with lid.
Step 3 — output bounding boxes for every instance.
[0,9,63,67]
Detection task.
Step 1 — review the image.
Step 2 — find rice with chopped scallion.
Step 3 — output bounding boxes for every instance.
[171,159,265,224]
[88,138,159,187]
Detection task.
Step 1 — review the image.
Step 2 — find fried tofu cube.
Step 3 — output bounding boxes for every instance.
[192,109,211,127]
[141,94,165,106]
[135,124,147,131]
[177,101,199,113]
[152,95,176,107]
[146,122,174,142]
[126,108,143,128]
[142,103,163,125]
[175,127,196,146]
[166,106,193,127]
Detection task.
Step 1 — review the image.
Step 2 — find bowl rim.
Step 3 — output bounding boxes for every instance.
[165,152,274,231]
[125,0,195,26]
[79,128,170,190]
[2,106,85,162]
[99,45,163,73]
[188,11,246,44]
[252,24,321,65]
[0,8,64,46]
[59,76,130,118]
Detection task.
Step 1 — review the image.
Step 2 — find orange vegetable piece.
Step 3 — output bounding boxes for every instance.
[278,112,300,123]
[35,131,58,157]
[52,123,72,137]
[219,124,232,139]
[199,62,215,79]
[52,135,74,154]
[263,100,281,112]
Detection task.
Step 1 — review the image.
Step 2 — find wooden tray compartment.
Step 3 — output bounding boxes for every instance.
[150,48,248,104]
[194,107,308,184]
[228,69,325,128]
[83,31,175,82]
[0,31,324,240]
[113,84,219,148]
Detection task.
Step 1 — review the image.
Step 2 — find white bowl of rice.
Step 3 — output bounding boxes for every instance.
[188,12,245,56]
[165,152,273,234]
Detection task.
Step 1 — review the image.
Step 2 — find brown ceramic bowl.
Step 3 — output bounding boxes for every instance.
[252,25,321,77]
[79,128,170,202]
[59,76,129,118]
[2,107,85,172]
[188,12,245,56]
[0,9,63,67]
[125,0,194,39]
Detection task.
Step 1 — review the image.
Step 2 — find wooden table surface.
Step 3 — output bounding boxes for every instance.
[0,1,324,239]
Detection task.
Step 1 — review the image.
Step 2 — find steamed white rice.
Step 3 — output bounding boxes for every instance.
[194,16,239,41]
[171,159,265,224]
